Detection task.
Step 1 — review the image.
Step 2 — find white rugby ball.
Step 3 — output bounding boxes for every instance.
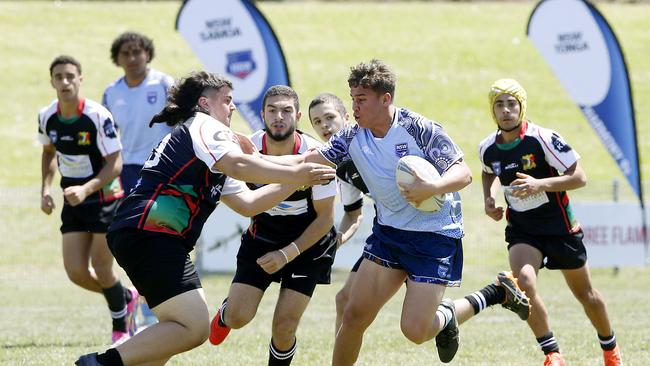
[395,155,448,212]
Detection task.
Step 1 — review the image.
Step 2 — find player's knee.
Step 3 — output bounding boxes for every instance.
[400,321,430,344]
[65,267,91,286]
[575,287,603,307]
[515,271,537,296]
[272,316,300,339]
[225,308,254,329]
[341,303,373,330]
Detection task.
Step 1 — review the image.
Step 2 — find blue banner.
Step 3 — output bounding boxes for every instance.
[176,0,291,132]
[527,0,642,205]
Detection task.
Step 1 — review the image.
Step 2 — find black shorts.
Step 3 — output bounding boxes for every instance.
[505,225,587,270]
[233,229,337,297]
[107,228,201,308]
[60,199,120,234]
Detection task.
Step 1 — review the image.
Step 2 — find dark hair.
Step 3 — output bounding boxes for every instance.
[150,71,233,127]
[308,93,347,121]
[348,59,396,98]
[110,31,155,65]
[49,55,82,76]
[262,85,299,112]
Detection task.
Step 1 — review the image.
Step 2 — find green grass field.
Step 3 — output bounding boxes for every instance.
[1,1,649,365]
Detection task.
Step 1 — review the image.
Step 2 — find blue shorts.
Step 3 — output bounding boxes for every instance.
[363,223,462,286]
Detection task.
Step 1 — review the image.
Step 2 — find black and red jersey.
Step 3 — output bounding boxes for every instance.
[479,121,581,235]
[38,98,124,203]
[109,112,246,246]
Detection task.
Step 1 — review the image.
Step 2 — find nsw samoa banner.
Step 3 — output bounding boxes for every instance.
[527,0,642,204]
[176,0,291,132]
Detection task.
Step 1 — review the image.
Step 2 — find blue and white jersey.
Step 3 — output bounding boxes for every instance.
[319,107,464,238]
[103,68,175,166]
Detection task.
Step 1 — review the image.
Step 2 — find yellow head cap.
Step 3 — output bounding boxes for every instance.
[489,78,527,125]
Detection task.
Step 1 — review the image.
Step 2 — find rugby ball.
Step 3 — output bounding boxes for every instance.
[395,155,448,212]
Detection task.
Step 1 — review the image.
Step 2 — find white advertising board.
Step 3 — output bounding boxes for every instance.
[572,203,647,267]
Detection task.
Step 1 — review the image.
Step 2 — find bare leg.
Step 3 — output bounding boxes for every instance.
[62,232,102,292]
[115,289,209,365]
[332,259,406,366]
[561,263,613,336]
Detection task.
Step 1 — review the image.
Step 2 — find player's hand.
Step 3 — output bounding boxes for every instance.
[233,131,258,156]
[398,168,437,207]
[295,163,336,186]
[511,172,542,198]
[63,185,90,206]
[256,250,288,274]
[484,196,504,221]
[41,194,55,215]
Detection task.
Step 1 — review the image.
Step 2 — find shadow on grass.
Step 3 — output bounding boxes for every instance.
[2,341,99,349]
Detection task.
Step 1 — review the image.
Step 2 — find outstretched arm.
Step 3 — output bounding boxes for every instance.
[221,183,298,217]
[214,150,335,186]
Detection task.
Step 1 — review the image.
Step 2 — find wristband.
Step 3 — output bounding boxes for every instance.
[278,249,289,264]
[290,242,301,255]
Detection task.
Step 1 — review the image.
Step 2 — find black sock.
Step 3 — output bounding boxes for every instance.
[464,283,505,314]
[268,338,296,366]
[96,348,124,366]
[536,332,560,355]
[102,281,127,332]
[598,332,617,351]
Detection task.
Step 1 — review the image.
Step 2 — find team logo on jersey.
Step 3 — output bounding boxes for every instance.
[103,118,117,138]
[77,131,91,146]
[48,130,58,144]
[226,50,256,79]
[551,133,571,153]
[394,143,408,157]
[521,154,537,171]
[491,161,502,175]
[147,91,157,105]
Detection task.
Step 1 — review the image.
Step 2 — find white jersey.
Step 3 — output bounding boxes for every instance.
[102,68,174,165]
[319,107,464,238]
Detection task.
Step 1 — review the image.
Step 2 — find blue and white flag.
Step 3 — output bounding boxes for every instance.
[527,0,642,205]
[176,0,291,132]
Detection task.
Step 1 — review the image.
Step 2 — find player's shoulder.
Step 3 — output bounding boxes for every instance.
[84,98,111,116]
[249,129,265,148]
[147,68,175,87]
[478,131,498,150]
[104,76,124,92]
[396,107,444,134]
[38,100,58,120]
[297,130,322,150]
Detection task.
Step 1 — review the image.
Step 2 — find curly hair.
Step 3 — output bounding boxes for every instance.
[149,71,233,127]
[348,59,396,98]
[110,31,155,65]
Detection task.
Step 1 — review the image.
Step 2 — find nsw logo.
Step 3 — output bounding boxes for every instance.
[147,91,157,105]
[226,50,256,80]
[491,161,502,176]
[394,143,408,157]
[48,130,58,144]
